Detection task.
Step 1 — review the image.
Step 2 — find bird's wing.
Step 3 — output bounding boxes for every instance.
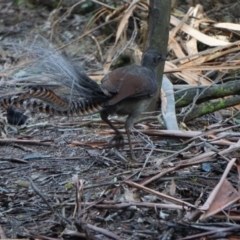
[101,65,158,106]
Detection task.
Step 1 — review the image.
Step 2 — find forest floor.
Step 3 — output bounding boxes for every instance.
[1,1,240,240]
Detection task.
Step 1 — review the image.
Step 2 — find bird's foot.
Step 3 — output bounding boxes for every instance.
[109,134,124,149]
[108,134,137,161]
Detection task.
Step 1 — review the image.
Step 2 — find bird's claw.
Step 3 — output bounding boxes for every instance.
[109,134,124,149]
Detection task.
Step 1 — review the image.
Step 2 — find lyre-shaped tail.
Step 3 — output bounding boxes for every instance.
[0,87,104,116]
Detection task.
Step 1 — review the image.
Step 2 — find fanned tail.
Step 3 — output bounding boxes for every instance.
[0,36,109,117]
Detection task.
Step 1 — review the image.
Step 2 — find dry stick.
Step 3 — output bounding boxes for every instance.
[198,139,233,148]
[60,230,86,239]
[125,228,158,237]
[26,177,70,224]
[181,222,236,231]
[49,0,63,41]
[58,17,122,50]
[183,125,239,145]
[170,7,194,39]
[182,76,200,122]
[26,177,55,213]
[144,138,240,187]
[72,177,106,218]
[0,139,52,145]
[0,158,28,164]
[0,225,7,239]
[200,158,237,212]
[104,0,138,72]
[50,0,86,41]
[214,214,240,221]
[170,41,240,64]
[219,138,240,155]
[26,232,60,240]
[102,128,239,148]
[198,137,220,152]
[137,147,154,179]
[91,0,116,10]
[120,0,146,11]
[110,16,138,67]
[89,34,103,62]
[224,109,240,123]
[158,141,195,164]
[112,149,128,162]
[166,64,240,72]
[206,49,240,81]
[81,198,105,215]
[178,226,240,240]
[83,201,188,211]
[104,129,201,137]
[142,151,217,186]
[134,115,160,124]
[103,127,239,149]
[133,147,175,154]
[131,128,155,178]
[72,175,82,218]
[86,224,122,240]
[11,143,34,153]
[183,51,240,118]
[99,33,114,45]
[125,180,196,208]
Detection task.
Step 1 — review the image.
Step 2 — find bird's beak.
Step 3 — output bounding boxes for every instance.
[162,56,167,61]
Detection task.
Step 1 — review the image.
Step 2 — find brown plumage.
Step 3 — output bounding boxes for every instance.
[99,50,165,159]
[1,49,165,160]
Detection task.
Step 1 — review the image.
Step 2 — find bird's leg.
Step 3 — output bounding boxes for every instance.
[125,115,138,161]
[125,127,136,161]
[100,111,124,148]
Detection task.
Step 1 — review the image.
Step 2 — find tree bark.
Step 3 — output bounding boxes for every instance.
[145,0,171,112]
[174,81,240,122]
[175,81,240,108]
[178,95,240,122]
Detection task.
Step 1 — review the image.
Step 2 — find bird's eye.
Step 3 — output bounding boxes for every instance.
[154,56,161,63]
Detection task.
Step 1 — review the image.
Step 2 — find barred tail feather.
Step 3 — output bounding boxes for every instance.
[20,87,70,110]
[0,95,104,117]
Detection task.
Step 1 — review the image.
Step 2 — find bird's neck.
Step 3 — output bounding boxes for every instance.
[141,59,156,72]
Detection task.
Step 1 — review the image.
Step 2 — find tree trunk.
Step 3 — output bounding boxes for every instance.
[145,0,171,112]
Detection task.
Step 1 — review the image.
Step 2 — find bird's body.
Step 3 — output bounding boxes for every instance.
[103,97,151,117]
[101,62,159,124]
[0,47,165,160]
[99,54,163,160]
[101,64,158,103]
